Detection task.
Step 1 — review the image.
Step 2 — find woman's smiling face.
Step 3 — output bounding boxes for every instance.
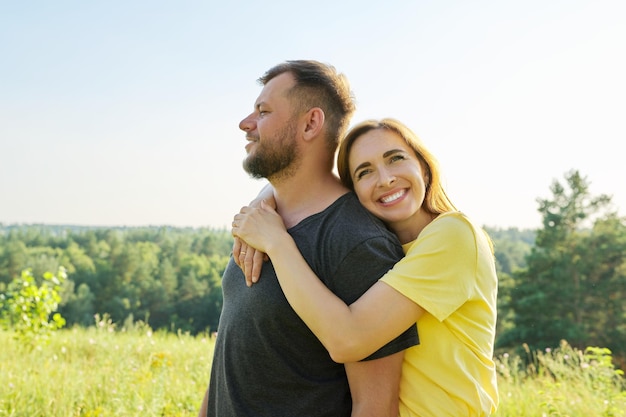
[349,128,430,233]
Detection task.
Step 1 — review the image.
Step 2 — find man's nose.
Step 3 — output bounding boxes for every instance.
[239,114,255,132]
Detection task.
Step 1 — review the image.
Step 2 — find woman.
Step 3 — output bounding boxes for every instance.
[232,118,499,416]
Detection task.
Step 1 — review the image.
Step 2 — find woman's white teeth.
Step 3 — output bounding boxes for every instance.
[381,190,405,203]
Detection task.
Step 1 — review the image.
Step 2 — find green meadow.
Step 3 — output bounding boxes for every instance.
[0,322,211,417]
[1,325,624,417]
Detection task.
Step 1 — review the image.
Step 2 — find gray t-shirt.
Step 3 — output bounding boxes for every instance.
[207,192,419,417]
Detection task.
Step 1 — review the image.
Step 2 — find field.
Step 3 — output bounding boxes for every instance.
[1,323,625,417]
[0,318,212,417]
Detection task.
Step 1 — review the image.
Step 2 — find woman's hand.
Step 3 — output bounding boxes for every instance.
[231,186,276,285]
[232,200,289,284]
[232,236,267,287]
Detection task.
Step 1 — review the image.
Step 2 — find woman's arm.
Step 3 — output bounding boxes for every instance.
[233,202,424,362]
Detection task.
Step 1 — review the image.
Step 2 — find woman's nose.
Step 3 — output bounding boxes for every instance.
[378,168,396,187]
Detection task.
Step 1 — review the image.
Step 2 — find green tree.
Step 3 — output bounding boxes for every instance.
[148,257,177,329]
[0,225,234,334]
[499,170,626,356]
[0,239,28,285]
[486,227,534,347]
[578,215,626,351]
[61,282,96,326]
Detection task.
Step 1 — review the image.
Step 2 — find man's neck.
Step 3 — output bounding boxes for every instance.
[271,173,349,229]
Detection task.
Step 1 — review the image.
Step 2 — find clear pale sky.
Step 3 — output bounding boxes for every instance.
[1,0,624,230]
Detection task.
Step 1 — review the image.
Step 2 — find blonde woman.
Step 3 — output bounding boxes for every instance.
[233,118,499,416]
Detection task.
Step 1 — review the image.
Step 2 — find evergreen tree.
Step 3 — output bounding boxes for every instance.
[499,170,626,357]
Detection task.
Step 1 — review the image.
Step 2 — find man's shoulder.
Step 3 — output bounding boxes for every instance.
[291,192,398,246]
[307,193,399,249]
[325,192,378,221]
[325,193,390,231]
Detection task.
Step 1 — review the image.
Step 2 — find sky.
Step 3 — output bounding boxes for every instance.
[1,0,625,231]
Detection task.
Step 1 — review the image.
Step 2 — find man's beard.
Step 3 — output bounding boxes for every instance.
[243,120,300,181]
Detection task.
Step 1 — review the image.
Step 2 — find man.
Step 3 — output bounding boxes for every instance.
[198,60,418,417]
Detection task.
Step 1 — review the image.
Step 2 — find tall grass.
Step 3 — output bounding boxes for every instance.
[494,340,626,416]
[0,317,213,417]
[1,325,624,416]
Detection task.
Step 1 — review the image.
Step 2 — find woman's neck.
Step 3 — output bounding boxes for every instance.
[389,211,438,244]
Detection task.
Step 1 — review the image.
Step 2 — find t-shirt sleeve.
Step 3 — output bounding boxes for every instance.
[381,213,478,322]
[332,236,419,361]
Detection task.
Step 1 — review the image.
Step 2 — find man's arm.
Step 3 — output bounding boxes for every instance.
[345,351,404,417]
[197,388,208,417]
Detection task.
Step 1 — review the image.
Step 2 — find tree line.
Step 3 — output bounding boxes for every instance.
[1,170,625,363]
[0,225,231,334]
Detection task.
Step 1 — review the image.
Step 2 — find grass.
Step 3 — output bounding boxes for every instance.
[1,324,624,417]
[494,341,626,416]
[0,317,213,417]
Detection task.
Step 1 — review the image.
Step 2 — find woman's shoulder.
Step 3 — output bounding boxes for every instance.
[427,211,493,254]
[428,211,474,233]
[416,211,483,247]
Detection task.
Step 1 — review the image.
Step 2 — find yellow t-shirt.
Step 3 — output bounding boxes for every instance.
[380,211,499,416]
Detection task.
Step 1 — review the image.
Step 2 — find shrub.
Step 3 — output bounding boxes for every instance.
[0,268,67,347]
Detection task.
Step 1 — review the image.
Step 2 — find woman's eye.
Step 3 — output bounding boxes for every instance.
[390,154,406,163]
[356,169,371,180]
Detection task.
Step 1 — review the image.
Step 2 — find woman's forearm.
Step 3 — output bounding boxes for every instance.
[233,203,417,361]
[265,233,382,362]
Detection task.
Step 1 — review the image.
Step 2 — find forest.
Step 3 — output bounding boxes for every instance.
[1,170,625,365]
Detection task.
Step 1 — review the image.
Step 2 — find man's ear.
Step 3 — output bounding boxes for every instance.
[302,107,325,141]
